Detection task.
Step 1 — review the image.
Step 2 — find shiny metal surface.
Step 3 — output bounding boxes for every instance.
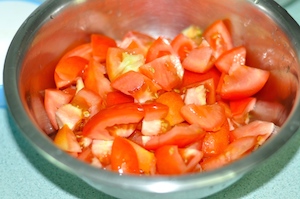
[3,0,300,198]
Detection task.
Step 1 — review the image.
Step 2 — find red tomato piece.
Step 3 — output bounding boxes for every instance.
[203,19,233,59]
[119,31,155,56]
[171,33,197,61]
[230,120,275,144]
[155,145,188,175]
[54,124,82,153]
[106,47,145,81]
[127,139,156,175]
[84,58,113,98]
[54,56,88,89]
[214,46,246,73]
[142,102,169,121]
[202,119,230,157]
[106,91,134,107]
[77,146,94,164]
[201,136,257,171]
[230,97,256,124]
[131,123,205,150]
[217,65,270,100]
[60,43,92,61]
[91,34,117,62]
[182,78,216,105]
[44,89,73,130]
[156,91,185,126]
[111,71,160,103]
[146,37,175,63]
[82,103,144,140]
[180,67,221,88]
[140,55,184,91]
[111,137,140,174]
[181,103,226,131]
[182,39,214,73]
[71,88,103,118]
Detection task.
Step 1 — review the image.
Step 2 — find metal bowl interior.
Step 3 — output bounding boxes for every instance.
[4,0,300,198]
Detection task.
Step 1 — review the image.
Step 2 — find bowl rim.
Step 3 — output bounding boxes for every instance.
[3,0,300,194]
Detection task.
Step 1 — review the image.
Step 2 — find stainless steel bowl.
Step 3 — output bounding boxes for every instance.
[4,0,300,198]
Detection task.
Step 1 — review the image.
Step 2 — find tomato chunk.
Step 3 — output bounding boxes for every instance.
[111,137,140,174]
[82,103,145,140]
[181,103,226,131]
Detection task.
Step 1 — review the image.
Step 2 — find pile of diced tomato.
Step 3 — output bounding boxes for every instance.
[43,19,276,175]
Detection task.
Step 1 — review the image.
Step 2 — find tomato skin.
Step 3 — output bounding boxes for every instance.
[60,43,92,61]
[181,67,221,89]
[202,119,230,157]
[182,39,214,73]
[106,91,134,107]
[140,55,184,91]
[181,103,226,131]
[171,33,197,61]
[204,19,233,59]
[131,123,205,150]
[82,103,145,140]
[146,37,175,63]
[54,124,81,153]
[84,58,113,98]
[111,137,140,174]
[214,46,246,73]
[119,31,155,56]
[127,139,156,175]
[44,89,74,130]
[155,145,187,175]
[217,65,270,100]
[91,34,117,62]
[156,91,185,126]
[201,136,257,171]
[54,56,88,89]
[111,71,160,103]
[142,102,169,121]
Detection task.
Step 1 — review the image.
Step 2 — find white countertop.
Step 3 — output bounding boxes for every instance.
[1,1,300,199]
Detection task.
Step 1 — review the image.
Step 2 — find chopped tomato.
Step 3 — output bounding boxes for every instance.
[82,103,145,140]
[44,89,74,130]
[54,125,82,153]
[155,145,188,175]
[130,123,205,150]
[201,136,257,171]
[180,67,221,88]
[171,33,197,61]
[181,103,226,131]
[156,91,185,126]
[215,46,246,73]
[106,91,134,107]
[127,139,156,174]
[111,71,160,103]
[217,65,270,100]
[230,97,256,124]
[146,37,175,63]
[71,88,103,118]
[84,58,113,98]
[43,20,277,176]
[106,47,145,81]
[182,39,214,73]
[155,145,203,175]
[182,78,216,105]
[204,19,233,59]
[140,55,184,91]
[91,34,117,62]
[111,137,140,174]
[230,120,275,144]
[202,119,230,157]
[60,43,92,61]
[54,56,88,89]
[119,31,155,56]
